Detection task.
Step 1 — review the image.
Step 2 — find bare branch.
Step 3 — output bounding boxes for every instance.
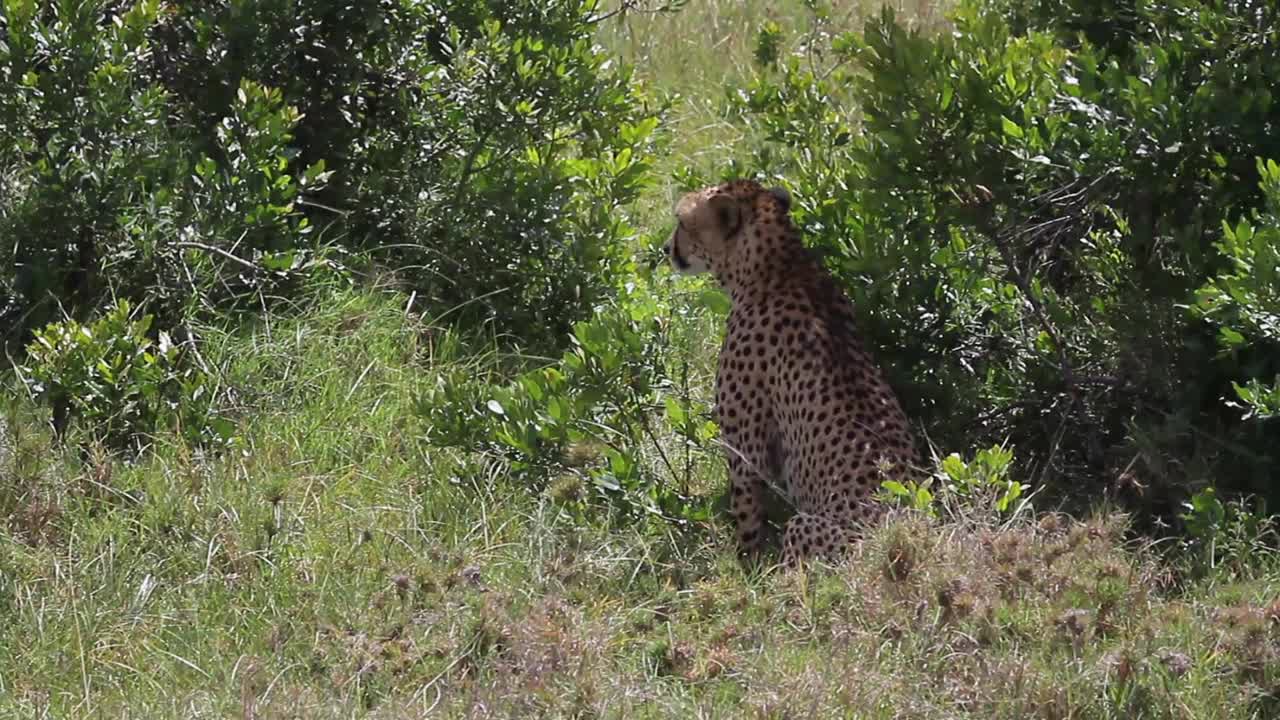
[176,241,260,274]
[586,0,640,24]
[586,0,682,24]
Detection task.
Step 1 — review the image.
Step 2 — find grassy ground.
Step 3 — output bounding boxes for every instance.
[3,285,1279,718]
[4,2,1280,718]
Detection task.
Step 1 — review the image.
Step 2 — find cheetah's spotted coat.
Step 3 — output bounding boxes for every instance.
[665,180,919,566]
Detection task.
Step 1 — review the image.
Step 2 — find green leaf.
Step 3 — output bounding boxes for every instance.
[1218,326,1246,348]
[698,287,731,315]
[881,480,910,497]
[914,486,933,508]
[261,251,295,271]
[547,395,569,423]
[519,375,544,402]
[663,396,687,426]
[209,416,237,441]
[939,83,954,110]
[1000,116,1024,139]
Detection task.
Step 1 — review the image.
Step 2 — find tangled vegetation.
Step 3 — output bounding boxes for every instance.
[2,0,1279,716]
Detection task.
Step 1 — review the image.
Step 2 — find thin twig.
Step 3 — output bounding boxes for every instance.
[586,2,635,24]
[176,241,259,274]
[586,0,676,24]
[451,127,495,210]
[296,197,350,216]
[969,188,1095,465]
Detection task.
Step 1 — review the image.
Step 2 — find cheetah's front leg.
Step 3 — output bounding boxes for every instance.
[725,453,770,558]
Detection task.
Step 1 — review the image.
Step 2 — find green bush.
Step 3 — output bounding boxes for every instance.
[1178,486,1278,579]
[881,445,1030,519]
[1,0,178,339]
[354,2,660,348]
[2,0,659,358]
[419,273,718,525]
[147,0,661,349]
[729,0,1280,514]
[19,300,231,451]
[0,0,332,345]
[1193,158,1280,422]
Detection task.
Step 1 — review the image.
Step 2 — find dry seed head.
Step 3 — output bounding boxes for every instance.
[1158,649,1193,677]
[1037,513,1063,535]
[1056,608,1091,645]
[883,539,917,583]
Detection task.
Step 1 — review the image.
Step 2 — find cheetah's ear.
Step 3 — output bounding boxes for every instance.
[768,186,791,213]
[707,193,741,237]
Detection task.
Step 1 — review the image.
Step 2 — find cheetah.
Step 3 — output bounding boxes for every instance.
[664,179,920,566]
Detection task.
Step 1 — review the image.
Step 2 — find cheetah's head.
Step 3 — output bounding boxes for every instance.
[665,181,791,276]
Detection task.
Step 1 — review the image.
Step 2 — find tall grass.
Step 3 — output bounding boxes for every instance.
[3,281,1279,717]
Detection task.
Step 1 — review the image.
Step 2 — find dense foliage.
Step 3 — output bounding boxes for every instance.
[0,0,657,351]
[21,299,230,449]
[3,0,1279,530]
[728,0,1280,518]
[2,0,658,447]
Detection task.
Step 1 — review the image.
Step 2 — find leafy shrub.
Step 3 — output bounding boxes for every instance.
[1193,158,1280,422]
[2,0,660,359]
[881,445,1030,519]
[728,0,1280,516]
[1,0,177,340]
[181,79,334,297]
[147,0,661,349]
[1179,486,1278,578]
[20,300,230,451]
[0,0,333,350]
[419,275,718,524]
[356,2,660,348]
